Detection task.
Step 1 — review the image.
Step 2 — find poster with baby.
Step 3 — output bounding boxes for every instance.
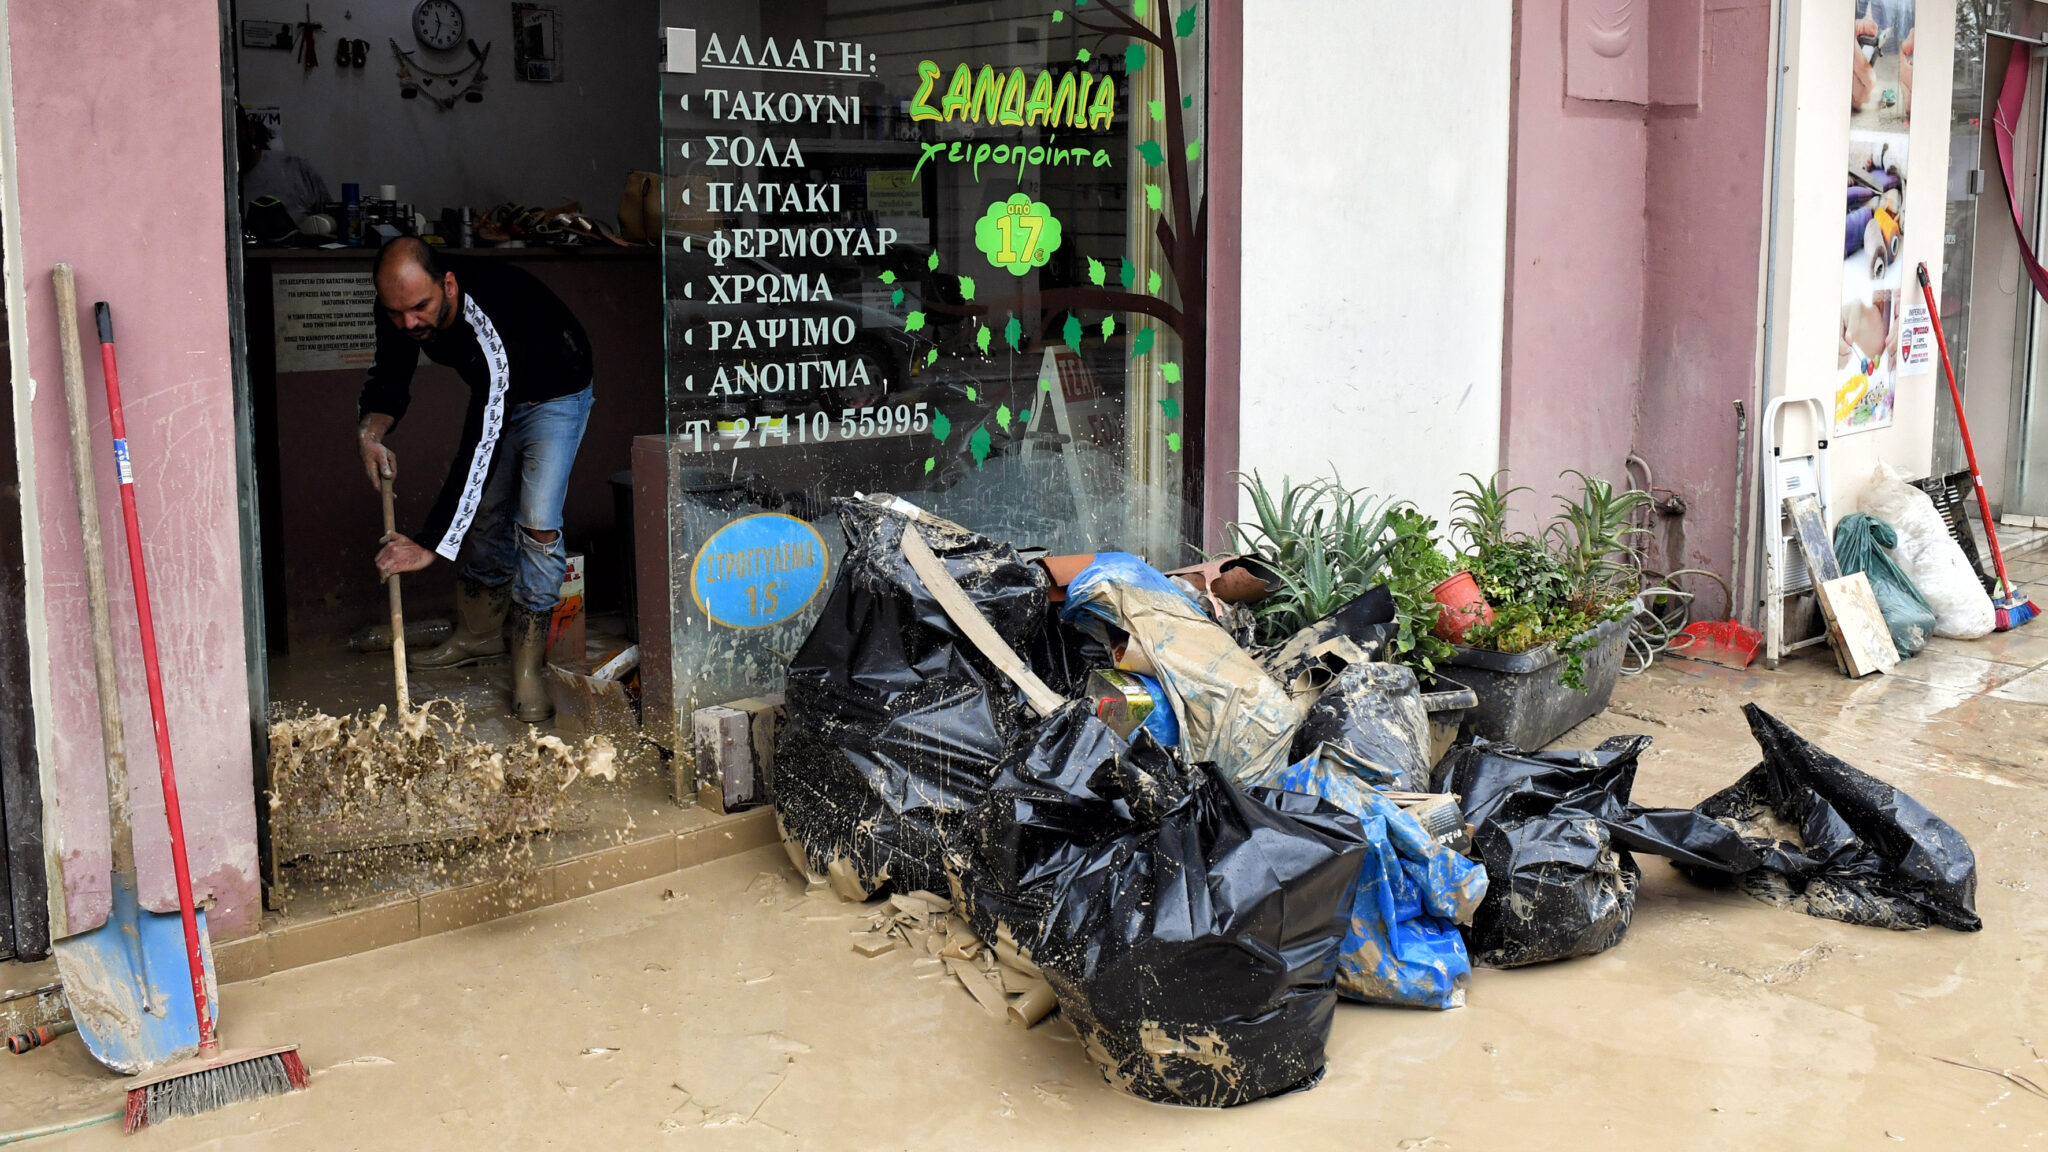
[1838,0,1914,436]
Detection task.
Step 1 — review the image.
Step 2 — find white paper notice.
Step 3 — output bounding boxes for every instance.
[273,272,377,373]
[1900,302,1934,376]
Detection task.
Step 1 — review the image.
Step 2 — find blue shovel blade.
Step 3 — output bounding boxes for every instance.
[52,872,217,1076]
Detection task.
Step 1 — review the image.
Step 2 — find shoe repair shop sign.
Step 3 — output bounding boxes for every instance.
[272,272,378,373]
[691,513,830,628]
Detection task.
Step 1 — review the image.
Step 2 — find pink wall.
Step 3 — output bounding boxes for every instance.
[11,1,261,938]
[1502,0,1771,601]
[1501,0,1650,514]
[1635,0,1772,597]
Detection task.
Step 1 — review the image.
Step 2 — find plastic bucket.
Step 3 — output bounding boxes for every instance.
[1431,571,1495,643]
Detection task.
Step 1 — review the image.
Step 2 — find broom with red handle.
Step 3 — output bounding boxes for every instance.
[88,302,308,1131]
[1917,264,2038,631]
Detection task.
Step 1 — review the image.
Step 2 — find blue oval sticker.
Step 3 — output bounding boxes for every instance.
[691,513,831,629]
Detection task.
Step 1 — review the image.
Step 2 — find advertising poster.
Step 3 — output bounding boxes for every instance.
[1837,0,1914,436]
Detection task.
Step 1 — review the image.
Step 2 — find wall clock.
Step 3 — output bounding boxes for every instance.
[412,0,465,51]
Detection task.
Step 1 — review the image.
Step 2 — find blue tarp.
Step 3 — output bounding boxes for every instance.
[1259,752,1488,1009]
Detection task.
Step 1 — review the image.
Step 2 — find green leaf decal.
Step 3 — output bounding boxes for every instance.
[1101,316,1116,340]
[1148,100,1165,122]
[1087,256,1106,286]
[959,275,976,301]
[1147,269,1163,295]
[1166,432,1182,453]
[1158,397,1180,419]
[1018,409,1031,424]
[927,349,939,366]
[1183,95,1194,108]
[1041,376,1054,392]
[1119,258,1136,289]
[1077,48,1091,62]
[969,425,992,468]
[1144,183,1162,211]
[927,251,940,271]
[1186,142,1201,163]
[1051,7,1063,20]
[924,457,935,474]
[1004,315,1022,351]
[1125,43,1146,74]
[905,311,926,332]
[996,404,1013,432]
[966,386,978,401]
[1134,0,1148,15]
[932,412,952,443]
[1062,313,1083,353]
[1176,5,1197,37]
[879,270,897,285]
[1135,140,1164,166]
[976,325,992,354]
[892,288,905,308]
[1131,328,1156,358]
[1161,361,1182,384]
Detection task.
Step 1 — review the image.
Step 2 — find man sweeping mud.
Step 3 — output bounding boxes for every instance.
[359,236,595,723]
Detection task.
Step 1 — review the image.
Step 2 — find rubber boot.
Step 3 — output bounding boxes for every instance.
[408,577,509,670]
[508,605,554,724]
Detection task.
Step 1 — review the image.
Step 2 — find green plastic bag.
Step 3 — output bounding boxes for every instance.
[1834,513,1936,658]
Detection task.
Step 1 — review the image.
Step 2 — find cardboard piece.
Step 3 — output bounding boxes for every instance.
[901,526,1067,717]
[1816,572,1900,678]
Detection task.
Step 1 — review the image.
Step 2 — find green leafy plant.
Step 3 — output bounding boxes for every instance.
[1232,472,1454,670]
[1452,471,1644,690]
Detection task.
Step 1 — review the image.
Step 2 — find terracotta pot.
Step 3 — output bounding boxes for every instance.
[1431,570,1495,644]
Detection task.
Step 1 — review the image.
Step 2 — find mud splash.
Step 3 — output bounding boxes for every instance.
[268,700,618,865]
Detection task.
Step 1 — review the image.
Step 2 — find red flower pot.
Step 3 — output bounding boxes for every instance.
[1432,571,1495,644]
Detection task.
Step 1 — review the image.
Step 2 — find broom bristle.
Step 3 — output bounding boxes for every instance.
[123,1052,307,1133]
[1995,595,2040,633]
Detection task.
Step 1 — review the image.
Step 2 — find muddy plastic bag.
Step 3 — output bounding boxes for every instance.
[1061,553,1305,784]
[1834,513,1936,658]
[1257,587,1400,697]
[1858,461,1994,639]
[963,703,1366,1107]
[776,497,1050,899]
[1287,661,1432,791]
[1442,737,1758,967]
[1253,751,1487,1009]
[1684,705,1981,932]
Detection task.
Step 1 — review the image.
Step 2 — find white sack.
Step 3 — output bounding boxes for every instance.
[1856,462,1994,639]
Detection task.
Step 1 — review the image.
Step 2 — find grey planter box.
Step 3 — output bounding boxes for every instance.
[1442,613,1634,750]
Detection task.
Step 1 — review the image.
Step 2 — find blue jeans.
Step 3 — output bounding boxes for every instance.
[459,385,594,612]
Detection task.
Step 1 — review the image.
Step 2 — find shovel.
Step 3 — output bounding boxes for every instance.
[47,265,216,1076]
[381,475,411,717]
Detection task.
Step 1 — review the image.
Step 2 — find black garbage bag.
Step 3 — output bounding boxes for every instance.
[1442,736,1758,968]
[963,702,1367,1107]
[1257,586,1400,694]
[1288,661,1432,791]
[775,497,1050,899]
[1681,705,1981,931]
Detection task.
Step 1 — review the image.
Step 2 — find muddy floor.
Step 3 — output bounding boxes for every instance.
[7,636,2048,1149]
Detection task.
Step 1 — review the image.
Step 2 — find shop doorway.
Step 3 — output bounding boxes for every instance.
[221,0,680,912]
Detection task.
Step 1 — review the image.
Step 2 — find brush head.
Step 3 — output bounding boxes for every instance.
[122,1046,307,1132]
[1994,595,2040,633]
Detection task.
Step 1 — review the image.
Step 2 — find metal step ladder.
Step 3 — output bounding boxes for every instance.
[1762,397,1832,668]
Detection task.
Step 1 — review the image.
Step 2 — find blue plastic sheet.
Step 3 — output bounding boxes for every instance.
[1258,752,1488,1009]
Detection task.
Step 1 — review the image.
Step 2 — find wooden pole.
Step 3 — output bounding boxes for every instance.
[380,475,410,717]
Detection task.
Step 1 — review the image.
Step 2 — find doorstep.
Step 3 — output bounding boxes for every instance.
[214,806,778,983]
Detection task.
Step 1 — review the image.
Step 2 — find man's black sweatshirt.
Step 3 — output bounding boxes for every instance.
[358,256,592,559]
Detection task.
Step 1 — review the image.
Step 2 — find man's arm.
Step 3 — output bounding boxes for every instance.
[357,309,419,489]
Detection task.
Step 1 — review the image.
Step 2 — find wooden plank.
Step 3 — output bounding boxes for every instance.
[1785,495,1842,586]
[1816,573,1900,678]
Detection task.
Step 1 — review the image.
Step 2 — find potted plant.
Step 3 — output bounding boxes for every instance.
[1441,471,1647,749]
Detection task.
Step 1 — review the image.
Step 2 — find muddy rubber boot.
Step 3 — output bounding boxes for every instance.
[408,577,510,670]
[508,605,554,724]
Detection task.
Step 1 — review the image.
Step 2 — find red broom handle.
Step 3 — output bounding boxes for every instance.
[93,303,214,1054]
[1916,265,2016,599]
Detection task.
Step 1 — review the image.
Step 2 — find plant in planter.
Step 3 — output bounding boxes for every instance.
[1232,472,1456,671]
[1442,471,1649,750]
